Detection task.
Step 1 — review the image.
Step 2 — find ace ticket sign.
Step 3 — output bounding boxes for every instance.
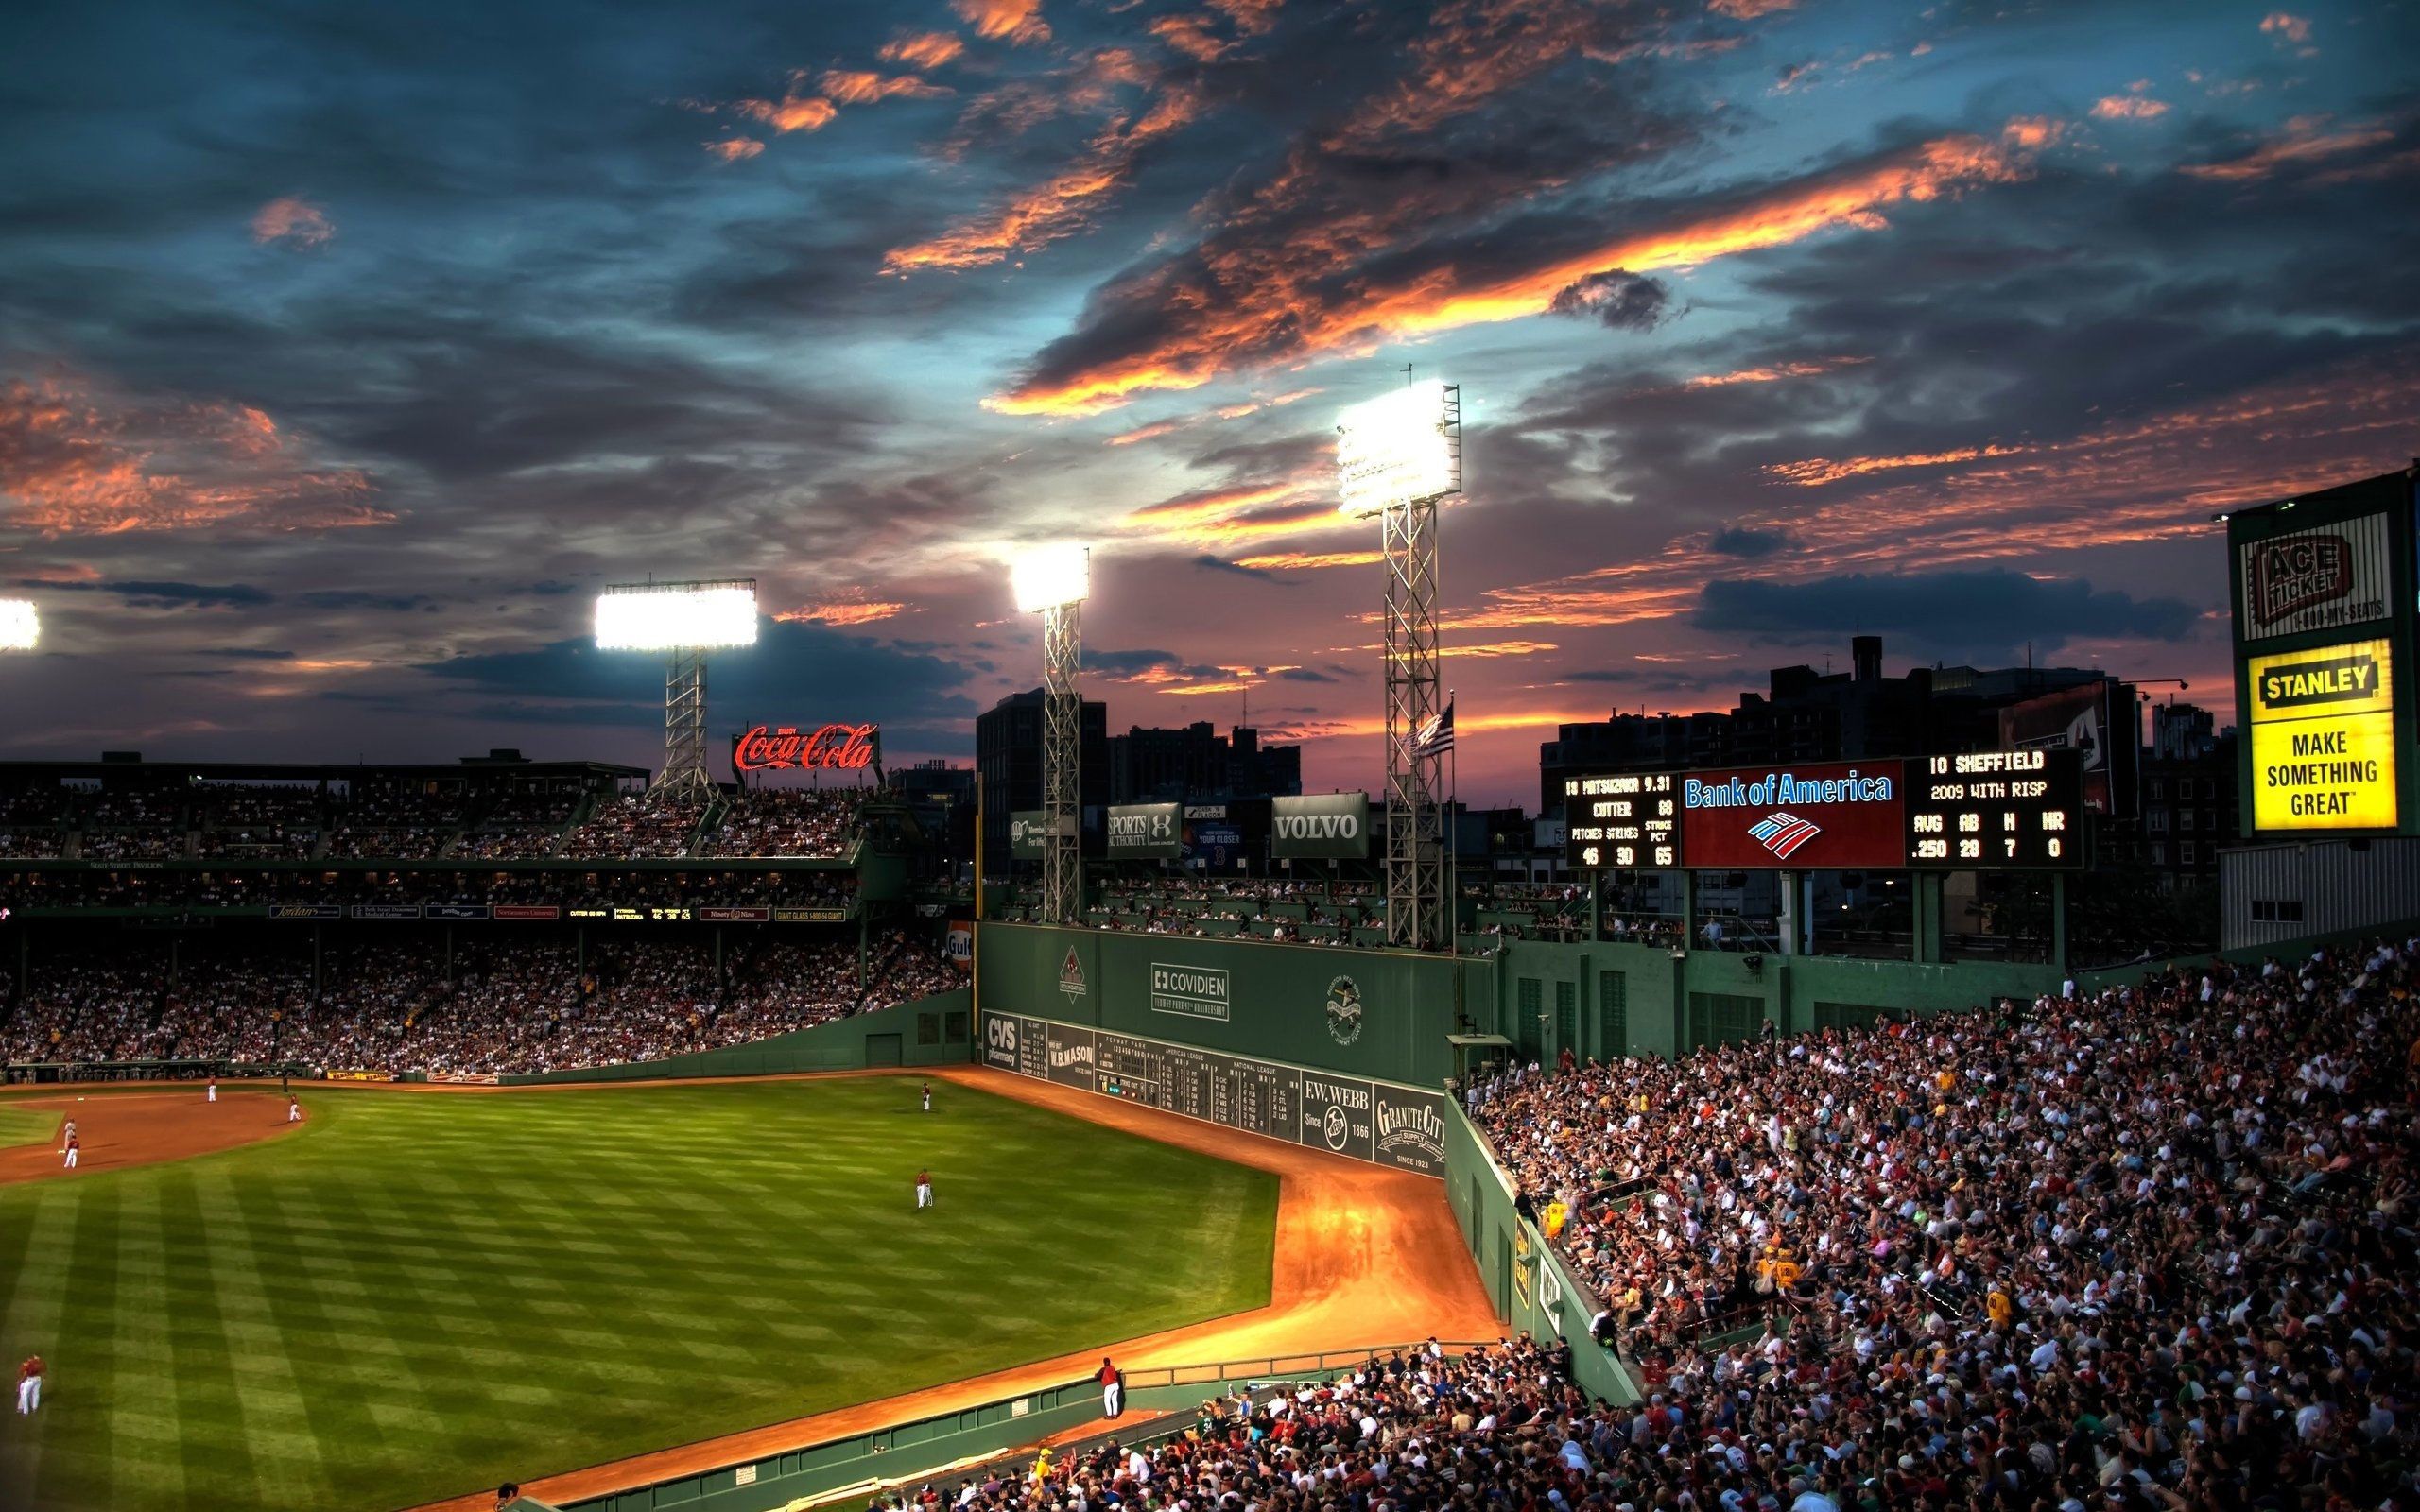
[2247,638,2399,833]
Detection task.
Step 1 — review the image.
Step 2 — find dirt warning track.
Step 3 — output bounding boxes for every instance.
[0,1090,299,1185]
[410,1063,1499,1512]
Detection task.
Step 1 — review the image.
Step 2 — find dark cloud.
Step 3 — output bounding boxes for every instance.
[1192,554,1288,582]
[423,620,977,737]
[1084,647,1183,675]
[1692,570,2198,655]
[101,581,274,608]
[1548,270,1672,331]
[1276,667,1336,683]
[1707,526,1792,559]
[294,591,439,612]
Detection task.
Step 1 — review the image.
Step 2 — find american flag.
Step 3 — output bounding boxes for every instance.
[1409,702,1455,757]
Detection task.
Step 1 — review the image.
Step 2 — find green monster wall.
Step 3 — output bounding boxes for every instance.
[976,923,1493,1088]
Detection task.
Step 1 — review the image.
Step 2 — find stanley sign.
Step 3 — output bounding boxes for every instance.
[2248,638,2398,833]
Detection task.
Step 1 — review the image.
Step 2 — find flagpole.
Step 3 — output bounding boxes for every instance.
[1447,687,1458,957]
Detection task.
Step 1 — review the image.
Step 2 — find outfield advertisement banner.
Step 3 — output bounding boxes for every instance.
[350,903,423,920]
[1148,961,1231,1022]
[1679,762,1907,871]
[424,903,492,920]
[1106,802,1182,859]
[270,904,344,920]
[698,906,771,922]
[1010,810,1051,861]
[981,1012,1447,1176]
[493,904,561,921]
[770,906,849,923]
[1271,793,1371,860]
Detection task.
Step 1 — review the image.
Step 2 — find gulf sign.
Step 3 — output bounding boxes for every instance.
[1680,762,1905,870]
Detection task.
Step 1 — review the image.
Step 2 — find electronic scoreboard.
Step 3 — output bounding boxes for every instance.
[1902,748,2083,869]
[1562,771,1682,869]
[1563,750,2085,871]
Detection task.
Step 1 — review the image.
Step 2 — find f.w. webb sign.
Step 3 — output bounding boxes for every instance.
[1272,793,1370,860]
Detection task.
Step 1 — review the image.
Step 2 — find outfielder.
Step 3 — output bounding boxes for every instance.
[921,1081,932,1113]
[914,1168,933,1211]
[207,1079,217,1104]
[288,1096,302,1124]
[62,1132,78,1170]
[59,1117,74,1153]
[14,1356,41,1415]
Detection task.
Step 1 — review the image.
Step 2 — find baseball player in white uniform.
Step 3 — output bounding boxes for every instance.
[915,1169,933,1210]
[207,1079,217,1103]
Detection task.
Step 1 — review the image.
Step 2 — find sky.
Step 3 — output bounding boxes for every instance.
[2,0,2416,807]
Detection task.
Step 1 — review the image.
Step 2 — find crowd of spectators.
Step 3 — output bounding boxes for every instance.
[0,868,856,915]
[562,793,708,860]
[324,788,469,860]
[0,929,962,1074]
[1465,939,2419,1512]
[700,788,864,858]
[457,788,587,859]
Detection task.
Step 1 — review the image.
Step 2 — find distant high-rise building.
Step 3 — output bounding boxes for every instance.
[1108,721,1302,804]
[975,688,1107,868]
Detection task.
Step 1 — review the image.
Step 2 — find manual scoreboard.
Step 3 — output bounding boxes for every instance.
[1902,749,2083,869]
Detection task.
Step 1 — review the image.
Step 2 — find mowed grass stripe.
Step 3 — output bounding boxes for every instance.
[0,1078,1276,1512]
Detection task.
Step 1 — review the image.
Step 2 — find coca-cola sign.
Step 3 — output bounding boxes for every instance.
[733,722,879,776]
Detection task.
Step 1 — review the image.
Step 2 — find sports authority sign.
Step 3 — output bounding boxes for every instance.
[1106,801,1182,859]
[1271,793,1371,860]
[2238,513,2392,643]
[983,1012,1446,1177]
[1149,961,1231,1022]
[1679,762,1906,870]
[731,722,878,778]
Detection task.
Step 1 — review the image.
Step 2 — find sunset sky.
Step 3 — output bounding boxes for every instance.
[3,0,2415,804]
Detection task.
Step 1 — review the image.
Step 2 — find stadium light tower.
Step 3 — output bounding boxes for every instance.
[594,579,758,800]
[1012,545,1089,926]
[0,599,36,653]
[1337,378,1461,951]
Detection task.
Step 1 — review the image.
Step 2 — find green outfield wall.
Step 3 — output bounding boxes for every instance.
[976,923,1494,1089]
[497,988,971,1084]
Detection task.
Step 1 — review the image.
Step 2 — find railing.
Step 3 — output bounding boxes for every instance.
[566,1342,1500,1512]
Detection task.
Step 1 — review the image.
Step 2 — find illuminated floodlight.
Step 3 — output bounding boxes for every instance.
[594,580,758,650]
[1011,544,1090,614]
[0,599,36,651]
[1337,378,1459,517]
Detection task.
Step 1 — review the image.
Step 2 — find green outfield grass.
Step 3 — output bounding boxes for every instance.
[0,1078,1278,1512]
[0,1105,60,1149]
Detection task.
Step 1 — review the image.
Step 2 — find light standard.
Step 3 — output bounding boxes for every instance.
[1011,545,1090,925]
[594,580,759,801]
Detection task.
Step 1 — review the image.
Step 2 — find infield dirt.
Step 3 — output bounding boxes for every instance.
[0,1090,298,1185]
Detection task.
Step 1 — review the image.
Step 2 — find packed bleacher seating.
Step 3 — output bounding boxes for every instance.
[0,867,856,915]
[457,788,585,859]
[324,787,468,860]
[192,784,321,859]
[1461,938,2418,1512]
[561,792,706,860]
[0,928,960,1074]
[698,787,862,858]
[78,793,185,860]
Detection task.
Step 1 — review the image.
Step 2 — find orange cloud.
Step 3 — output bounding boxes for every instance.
[1682,356,1869,388]
[775,596,908,627]
[881,31,966,70]
[1125,480,1301,527]
[887,83,1200,272]
[2091,94,2169,121]
[2182,114,2394,181]
[707,138,765,163]
[1709,0,1795,15]
[1151,14,1231,61]
[2259,11,2310,43]
[820,70,951,105]
[251,197,334,249]
[953,0,1050,46]
[990,127,2040,416]
[1766,443,2031,487]
[0,375,388,535]
[1233,550,1384,571]
[1106,420,1184,447]
[735,92,838,134]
